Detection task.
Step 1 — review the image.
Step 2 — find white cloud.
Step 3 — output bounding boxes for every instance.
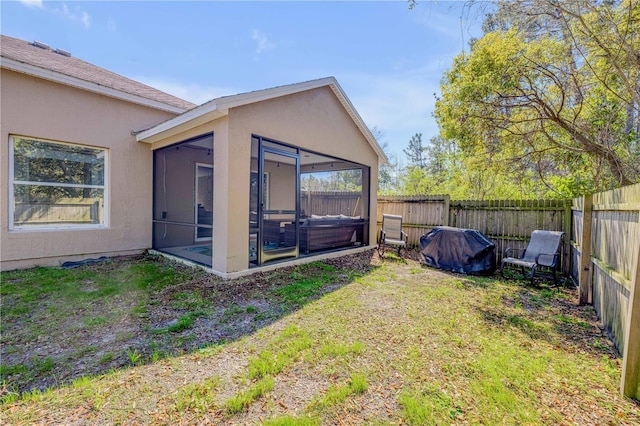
[80,12,91,30]
[53,3,92,29]
[133,77,239,106]
[251,29,276,54]
[19,0,43,8]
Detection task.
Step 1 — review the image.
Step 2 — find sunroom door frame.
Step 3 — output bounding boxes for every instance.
[258,144,300,264]
[194,162,213,242]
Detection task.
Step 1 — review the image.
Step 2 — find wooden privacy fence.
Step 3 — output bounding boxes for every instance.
[377,196,572,274]
[571,183,640,400]
[300,191,362,217]
[378,187,640,400]
[14,201,101,225]
[376,195,450,245]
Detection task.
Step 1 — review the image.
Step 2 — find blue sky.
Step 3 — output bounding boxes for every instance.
[2,0,485,160]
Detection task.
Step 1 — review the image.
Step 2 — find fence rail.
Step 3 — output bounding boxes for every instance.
[300,191,362,217]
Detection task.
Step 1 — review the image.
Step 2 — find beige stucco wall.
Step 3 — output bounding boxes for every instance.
[0,69,177,270]
[223,86,380,273]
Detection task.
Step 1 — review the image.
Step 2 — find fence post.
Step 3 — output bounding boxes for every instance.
[563,200,572,277]
[621,219,640,400]
[443,195,450,226]
[579,195,593,305]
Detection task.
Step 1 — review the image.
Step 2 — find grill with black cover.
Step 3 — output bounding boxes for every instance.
[419,226,496,275]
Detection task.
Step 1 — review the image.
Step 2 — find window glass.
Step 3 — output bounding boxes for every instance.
[11,136,107,228]
[13,138,105,185]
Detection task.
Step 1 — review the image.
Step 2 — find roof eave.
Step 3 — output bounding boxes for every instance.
[1,56,188,114]
[136,103,227,144]
[137,76,389,164]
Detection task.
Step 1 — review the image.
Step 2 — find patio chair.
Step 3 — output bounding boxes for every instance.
[377,214,408,257]
[500,230,564,285]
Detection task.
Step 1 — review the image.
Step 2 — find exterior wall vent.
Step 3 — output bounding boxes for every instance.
[32,40,50,50]
[54,48,72,57]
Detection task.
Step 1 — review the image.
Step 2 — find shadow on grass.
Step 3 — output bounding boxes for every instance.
[0,250,379,397]
[408,250,619,361]
[465,274,620,359]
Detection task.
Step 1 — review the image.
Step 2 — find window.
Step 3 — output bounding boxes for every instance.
[10,136,107,229]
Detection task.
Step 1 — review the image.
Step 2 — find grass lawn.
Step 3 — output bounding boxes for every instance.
[1,251,639,425]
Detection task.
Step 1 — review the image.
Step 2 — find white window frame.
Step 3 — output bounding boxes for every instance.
[9,135,109,231]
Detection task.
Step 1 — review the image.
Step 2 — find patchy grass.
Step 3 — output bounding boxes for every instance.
[1,251,639,425]
[0,252,369,398]
[171,375,220,414]
[225,375,275,414]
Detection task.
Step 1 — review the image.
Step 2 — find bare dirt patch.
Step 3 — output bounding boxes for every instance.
[1,251,375,395]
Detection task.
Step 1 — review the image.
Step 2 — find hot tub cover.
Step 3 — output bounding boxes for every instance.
[420,226,496,275]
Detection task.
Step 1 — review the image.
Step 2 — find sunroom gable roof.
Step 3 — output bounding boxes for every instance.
[136,77,388,163]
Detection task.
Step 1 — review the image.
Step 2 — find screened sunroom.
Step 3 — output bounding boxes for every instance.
[152,133,214,267]
[138,77,385,278]
[249,135,370,267]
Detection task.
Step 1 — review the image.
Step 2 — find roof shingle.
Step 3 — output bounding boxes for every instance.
[0,34,195,111]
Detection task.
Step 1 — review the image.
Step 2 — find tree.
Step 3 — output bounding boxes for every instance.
[423,136,457,184]
[371,127,401,194]
[403,133,427,169]
[434,0,640,196]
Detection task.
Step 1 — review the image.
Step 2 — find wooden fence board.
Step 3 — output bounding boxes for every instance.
[571,182,640,400]
[622,221,640,399]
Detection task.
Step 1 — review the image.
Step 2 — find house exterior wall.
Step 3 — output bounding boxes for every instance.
[223,86,380,273]
[0,69,177,271]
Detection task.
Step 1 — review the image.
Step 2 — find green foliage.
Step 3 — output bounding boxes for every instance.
[276,265,336,306]
[248,326,312,379]
[399,385,462,425]
[432,0,640,196]
[301,169,362,192]
[99,353,114,364]
[0,363,29,376]
[126,348,142,366]
[372,127,402,194]
[403,133,427,169]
